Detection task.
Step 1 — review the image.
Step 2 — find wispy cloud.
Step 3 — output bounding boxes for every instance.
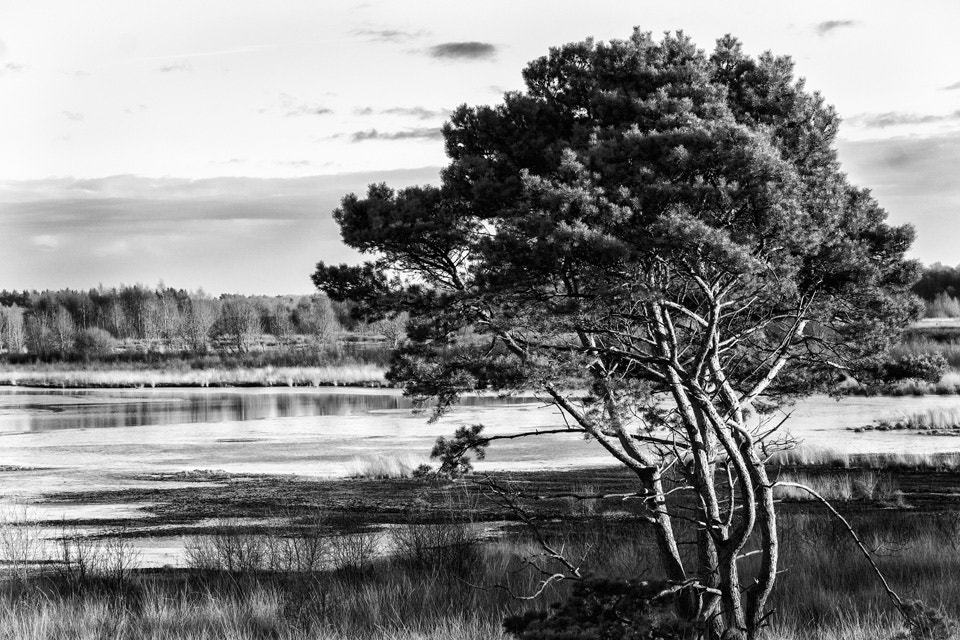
[285,106,332,116]
[944,81,960,91]
[428,42,496,60]
[158,61,191,73]
[123,104,148,115]
[272,93,333,117]
[63,111,84,122]
[353,27,428,42]
[815,20,859,36]
[355,106,448,120]
[848,110,960,128]
[383,106,448,119]
[349,127,443,142]
[0,62,24,75]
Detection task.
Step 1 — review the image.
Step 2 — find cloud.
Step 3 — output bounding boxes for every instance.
[0,62,24,75]
[284,105,333,117]
[355,106,448,120]
[272,93,333,117]
[815,20,859,36]
[31,235,60,251]
[944,81,960,91]
[382,106,448,119]
[353,28,427,42]
[837,132,960,265]
[847,110,960,128]
[0,168,442,294]
[123,104,148,115]
[63,111,84,122]
[158,61,191,73]
[348,127,443,142]
[428,42,496,60]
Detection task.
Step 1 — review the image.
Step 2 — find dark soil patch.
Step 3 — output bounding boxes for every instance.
[35,465,960,538]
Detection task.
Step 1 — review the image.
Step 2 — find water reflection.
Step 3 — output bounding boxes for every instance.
[0,388,539,433]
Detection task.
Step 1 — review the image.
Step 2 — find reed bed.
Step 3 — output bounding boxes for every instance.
[769,445,960,471]
[855,407,960,435]
[2,509,956,639]
[2,477,959,639]
[773,470,904,504]
[0,364,387,389]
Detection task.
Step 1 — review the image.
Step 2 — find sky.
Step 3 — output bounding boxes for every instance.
[1,1,959,294]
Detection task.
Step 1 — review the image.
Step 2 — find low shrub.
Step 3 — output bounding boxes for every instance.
[504,578,690,640]
[73,328,117,359]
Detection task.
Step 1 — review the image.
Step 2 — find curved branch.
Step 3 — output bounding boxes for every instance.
[774,481,908,617]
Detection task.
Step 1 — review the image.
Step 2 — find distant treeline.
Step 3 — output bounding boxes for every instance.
[0,285,406,358]
[914,264,960,319]
[914,264,960,301]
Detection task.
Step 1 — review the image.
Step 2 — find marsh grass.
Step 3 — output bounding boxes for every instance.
[344,455,416,479]
[773,470,905,504]
[769,445,960,471]
[0,364,386,388]
[3,486,960,638]
[847,370,960,396]
[856,408,960,436]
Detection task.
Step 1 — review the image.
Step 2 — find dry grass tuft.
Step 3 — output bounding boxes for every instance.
[344,455,417,479]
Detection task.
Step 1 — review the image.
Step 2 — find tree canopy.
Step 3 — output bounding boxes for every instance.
[315,29,920,639]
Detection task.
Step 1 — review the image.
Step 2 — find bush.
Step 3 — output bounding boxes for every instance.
[390,512,481,575]
[883,353,948,383]
[73,328,117,359]
[504,578,690,640]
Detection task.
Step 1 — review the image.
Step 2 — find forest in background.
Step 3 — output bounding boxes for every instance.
[0,262,954,366]
[0,284,406,363]
[915,264,960,318]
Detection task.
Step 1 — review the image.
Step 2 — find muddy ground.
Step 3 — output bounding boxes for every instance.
[29,464,960,538]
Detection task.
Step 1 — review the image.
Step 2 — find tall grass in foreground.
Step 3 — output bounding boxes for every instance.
[3,506,960,638]
[0,364,386,388]
[773,470,904,504]
[768,511,960,639]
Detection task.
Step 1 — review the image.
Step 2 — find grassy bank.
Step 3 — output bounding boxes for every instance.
[0,342,392,388]
[0,364,387,388]
[1,509,956,639]
[6,459,960,639]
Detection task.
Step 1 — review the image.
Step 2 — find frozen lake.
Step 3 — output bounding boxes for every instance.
[1,386,960,502]
[1,386,960,567]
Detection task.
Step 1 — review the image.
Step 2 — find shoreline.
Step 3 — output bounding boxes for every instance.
[0,364,390,390]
